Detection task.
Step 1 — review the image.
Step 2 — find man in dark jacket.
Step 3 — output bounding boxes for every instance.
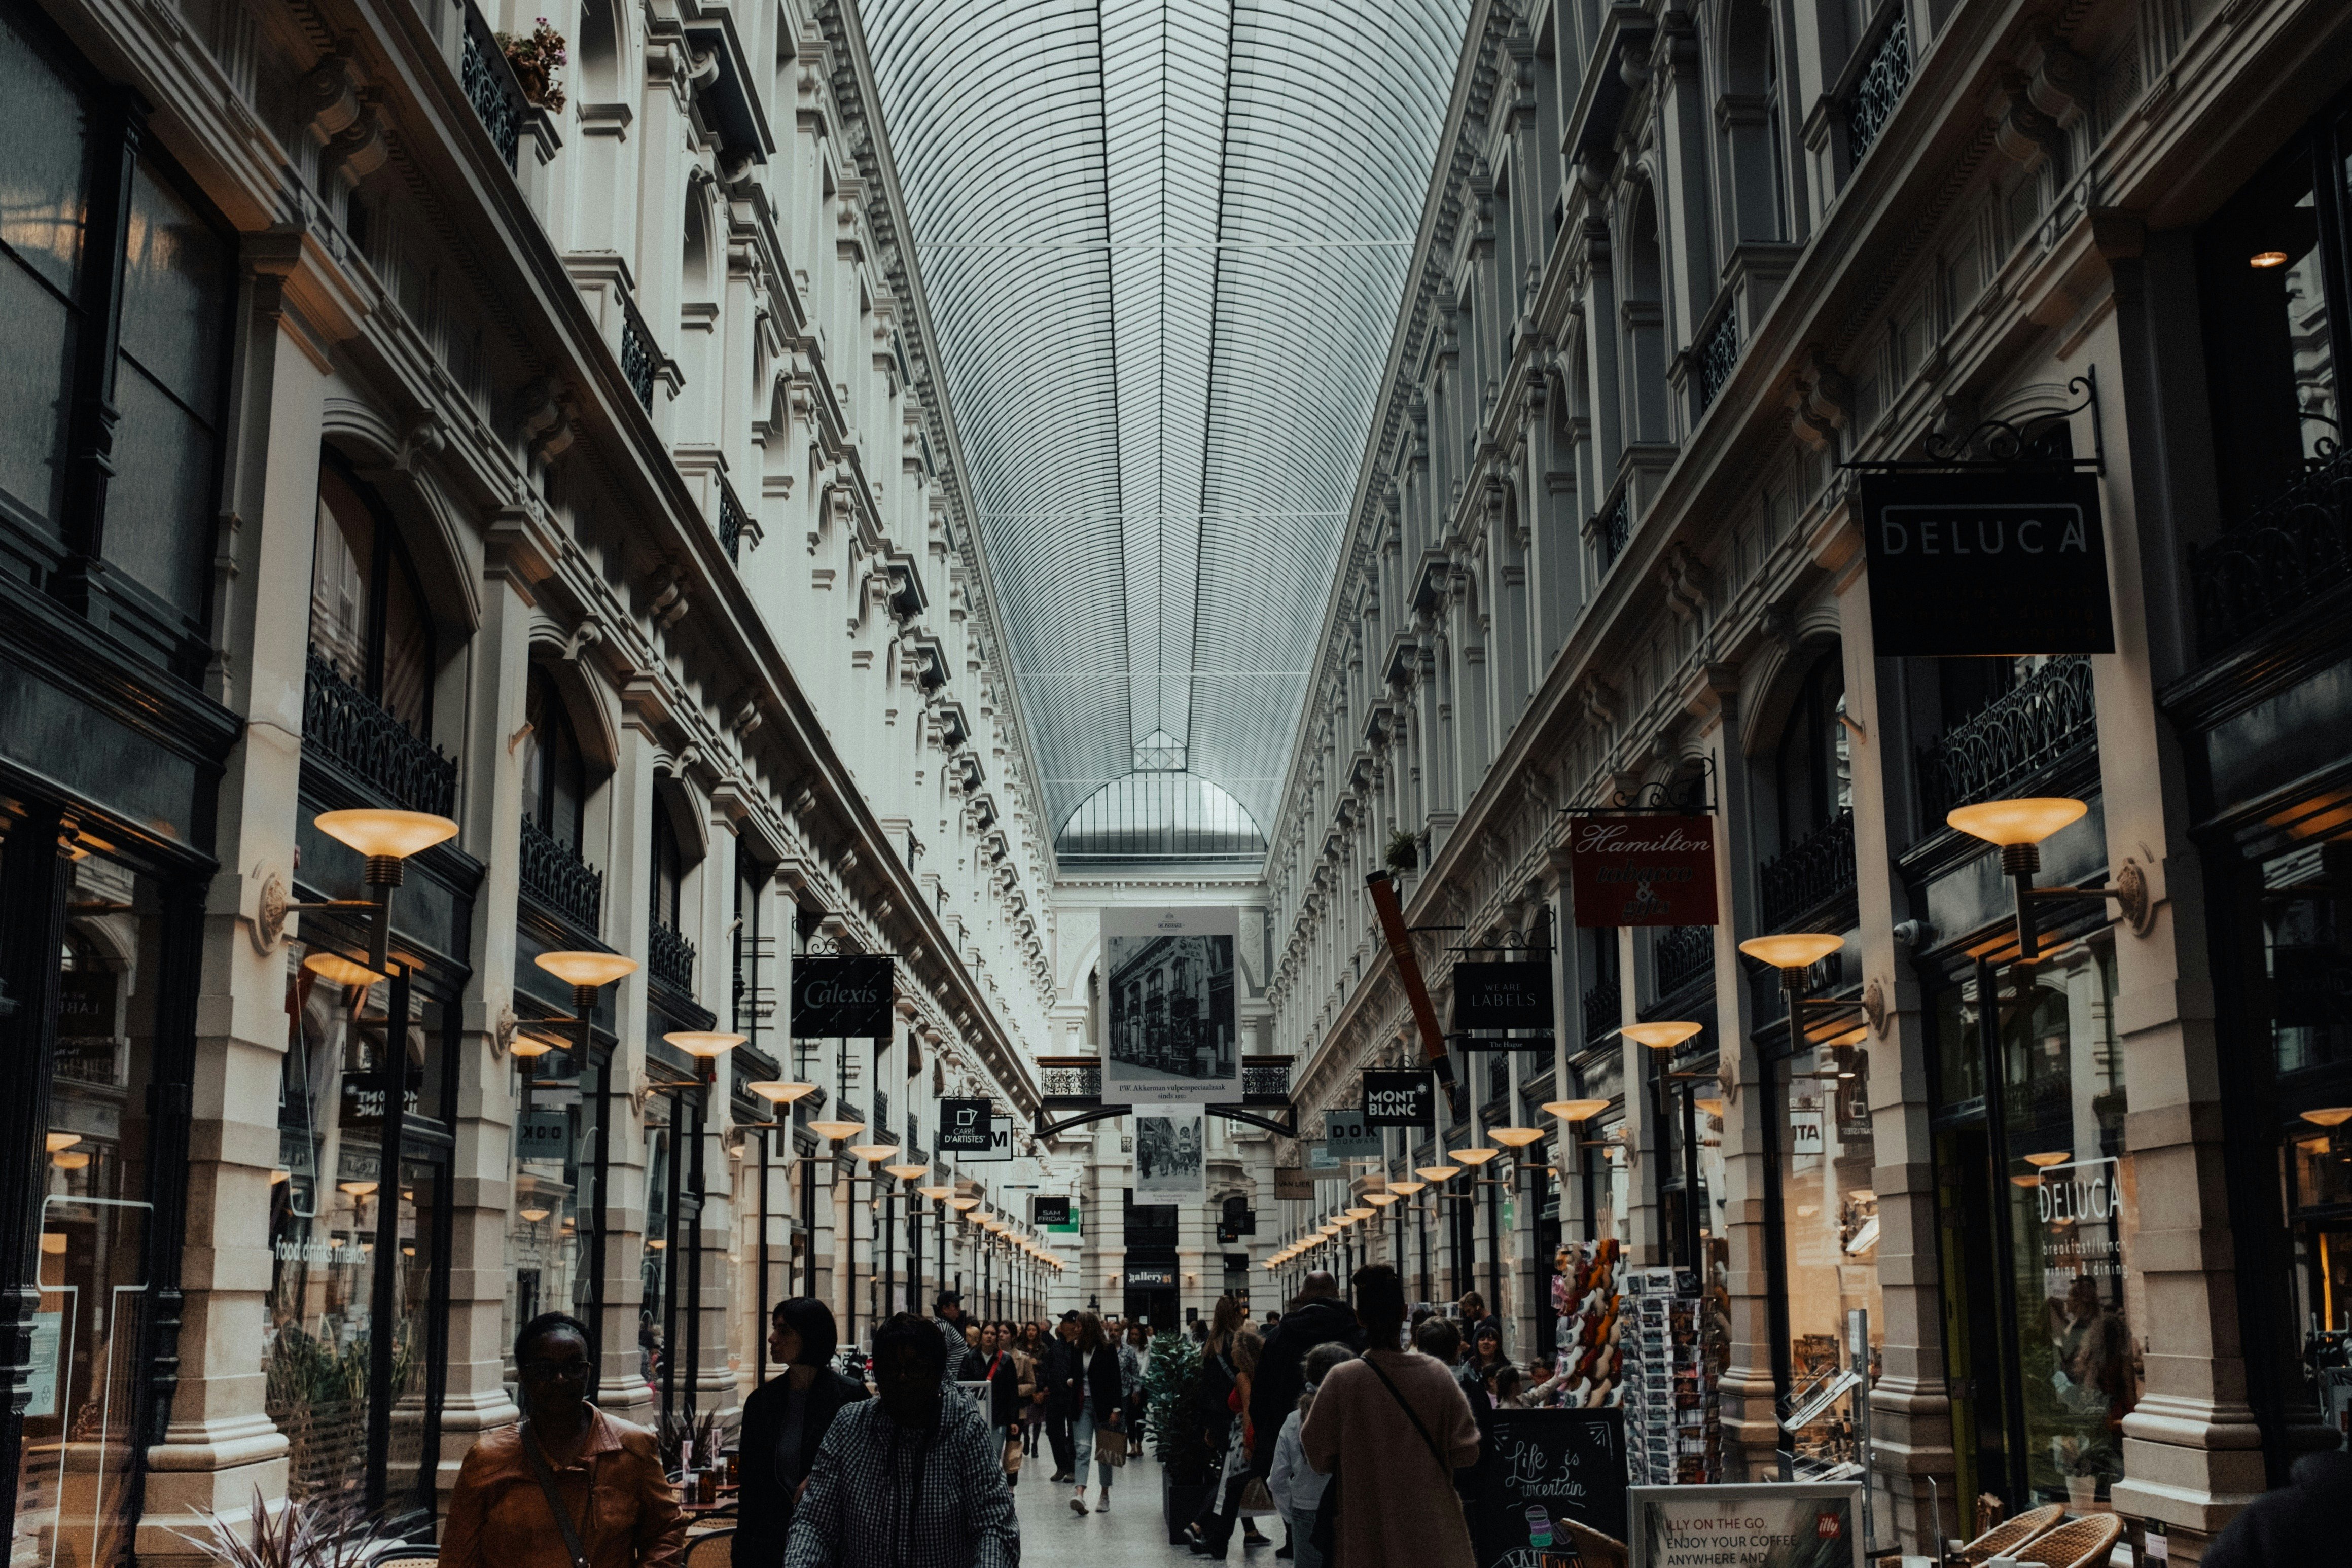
[1248,1272,1366,1476]
[1038,1312,1081,1481]
[2201,1449,2352,1568]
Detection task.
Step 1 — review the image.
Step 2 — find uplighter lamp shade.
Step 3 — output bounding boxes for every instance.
[664,1030,745,1058]
[303,951,386,987]
[1737,933,1844,970]
[808,1119,866,1141]
[1416,1164,1462,1182]
[885,1163,929,1181]
[1695,1097,1727,1118]
[535,950,640,988]
[313,808,458,860]
[917,1185,955,1200]
[2300,1107,2352,1128]
[1364,1191,1400,1205]
[1318,1224,1340,1236]
[510,1035,557,1058]
[2021,1150,2073,1168]
[1489,1126,1546,1148]
[847,1144,896,1163]
[1622,1020,1703,1051]
[1544,1099,1609,1122]
[949,1197,981,1211]
[1945,796,2088,847]
[1451,1146,1500,1165]
[1387,1180,1427,1196]
[746,1080,817,1103]
[44,1133,79,1153]
[1343,1207,1374,1221]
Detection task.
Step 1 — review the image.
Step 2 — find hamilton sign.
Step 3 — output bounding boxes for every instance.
[1567,815,1718,927]
[1858,471,2115,656]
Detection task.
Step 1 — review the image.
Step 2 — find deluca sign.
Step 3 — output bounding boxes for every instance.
[1858,471,2115,656]
[790,956,894,1039]
[1568,816,1718,927]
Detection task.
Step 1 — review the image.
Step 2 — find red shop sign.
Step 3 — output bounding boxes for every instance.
[1566,814,1719,927]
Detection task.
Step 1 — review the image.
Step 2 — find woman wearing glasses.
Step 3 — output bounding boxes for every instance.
[735,1299,871,1568]
[444,1312,686,1568]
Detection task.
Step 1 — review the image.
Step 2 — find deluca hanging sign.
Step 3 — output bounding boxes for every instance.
[1568,816,1718,927]
[1450,962,1554,1033]
[790,956,894,1039]
[1858,471,2115,656]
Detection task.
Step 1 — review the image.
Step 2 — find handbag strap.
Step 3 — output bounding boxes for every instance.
[1362,1357,1453,1482]
[519,1421,593,1568]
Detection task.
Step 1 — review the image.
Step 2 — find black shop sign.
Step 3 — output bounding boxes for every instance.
[937,1097,995,1152]
[1858,471,2114,656]
[1451,961,1554,1033]
[1363,1070,1435,1128]
[1035,1196,1071,1225]
[1468,1406,1628,1564]
[790,956,895,1039]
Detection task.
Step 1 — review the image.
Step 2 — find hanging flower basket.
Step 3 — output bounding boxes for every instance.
[497,18,569,112]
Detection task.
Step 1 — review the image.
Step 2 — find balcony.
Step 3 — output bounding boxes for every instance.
[1652,926,1714,1001]
[1581,977,1620,1047]
[1592,486,1632,575]
[303,649,458,817]
[1844,11,1912,166]
[718,483,749,566]
[519,814,603,934]
[1916,655,2096,821]
[649,918,695,993]
[1694,305,1740,413]
[620,302,657,411]
[1758,808,1857,932]
[2187,442,2352,656]
[459,5,525,170]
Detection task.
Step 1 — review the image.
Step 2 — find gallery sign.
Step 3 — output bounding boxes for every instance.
[1126,1263,1177,1288]
[1450,962,1554,1034]
[1362,1070,1435,1128]
[790,956,895,1039]
[937,1096,995,1152]
[1858,470,2115,656]
[1567,815,1718,928]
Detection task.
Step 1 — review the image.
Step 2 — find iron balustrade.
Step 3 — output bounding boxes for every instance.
[1595,488,1632,574]
[718,484,748,565]
[303,649,459,817]
[1695,306,1741,412]
[1582,977,1621,1046]
[1040,1061,1101,1101]
[459,9,524,170]
[1916,654,2096,820]
[620,304,657,411]
[1654,926,1714,1000]
[2187,440,2352,655]
[519,813,604,934]
[649,918,695,992]
[1758,808,1858,932]
[1845,12,1912,166]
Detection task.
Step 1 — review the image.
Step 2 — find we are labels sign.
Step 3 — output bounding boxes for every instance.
[1450,963,1553,1032]
[1567,814,1718,927]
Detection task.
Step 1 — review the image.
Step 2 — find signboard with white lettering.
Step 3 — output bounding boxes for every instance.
[956,1113,1015,1163]
[1452,962,1555,1034]
[1470,1407,1627,1568]
[1035,1196,1071,1225]
[1363,1070,1436,1128]
[938,1097,995,1152]
[1629,1482,1861,1568]
[1858,471,2114,656]
[790,956,895,1039]
[1323,1107,1382,1159]
[1568,816,1719,928]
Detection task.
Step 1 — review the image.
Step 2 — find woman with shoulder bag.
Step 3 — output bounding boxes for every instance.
[1067,1309,1126,1514]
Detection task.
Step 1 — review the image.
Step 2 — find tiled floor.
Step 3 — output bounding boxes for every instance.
[1010,1455,1282,1568]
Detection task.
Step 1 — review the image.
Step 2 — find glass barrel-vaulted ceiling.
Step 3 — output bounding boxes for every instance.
[860,0,1469,858]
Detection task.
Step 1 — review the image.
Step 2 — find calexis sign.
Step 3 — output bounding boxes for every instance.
[1858,471,2115,656]
[790,956,894,1039]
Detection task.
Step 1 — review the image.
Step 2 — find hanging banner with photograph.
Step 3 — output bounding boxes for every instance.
[1567,815,1718,927]
[1628,1482,1862,1568]
[1858,470,2114,657]
[790,956,895,1039]
[937,1096,995,1152]
[1103,906,1241,1104]
[1134,1104,1206,1196]
[1451,961,1555,1033]
[1363,1070,1436,1128]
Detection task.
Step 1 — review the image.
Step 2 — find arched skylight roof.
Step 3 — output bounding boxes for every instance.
[1056,773,1268,864]
[859,0,1469,853]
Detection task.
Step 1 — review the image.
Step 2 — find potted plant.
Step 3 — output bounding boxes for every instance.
[179,1487,388,1568]
[1144,1329,1217,1542]
[1383,828,1417,874]
[496,18,568,112]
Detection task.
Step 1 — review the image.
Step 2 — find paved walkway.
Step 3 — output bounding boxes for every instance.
[1011,1454,1280,1568]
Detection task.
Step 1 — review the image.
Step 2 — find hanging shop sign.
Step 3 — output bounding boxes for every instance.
[1628,1482,1862,1568]
[1103,906,1242,1104]
[1468,1407,1628,1568]
[956,1113,1015,1163]
[1307,1141,1343,1172]
[1135,1104,1207,1196]
[1857,471,2115,657]
[1323,1107,1383,1159]
[1363,1070,1436,1128]
[1274,1164,1314,1200]
[1035,1196,1071,1226]
[938,1096,995,1152]
[1451,961,1555,1034]
[1567,815,1718,928]
[517,1109,572,1160]
[790,956,895,1039]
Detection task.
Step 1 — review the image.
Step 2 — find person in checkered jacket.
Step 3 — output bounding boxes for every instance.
[785,1312,1019,1568]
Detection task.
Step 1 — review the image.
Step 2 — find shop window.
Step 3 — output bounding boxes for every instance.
[506,1042,602,1397]
[652,807,685,931]
[309,461,437,736]
[1774,652,1851,852]
[0,5,231,668]
[523,668,589,852]
[1775,1040,1884,1501]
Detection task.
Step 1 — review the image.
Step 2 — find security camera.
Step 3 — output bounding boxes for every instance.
[1892,919,1936,949]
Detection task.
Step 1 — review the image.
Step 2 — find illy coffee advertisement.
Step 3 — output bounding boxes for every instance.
[1567,815,1719,928]
[1858,470,2115,656]
[1628,1483,1861,1568]
[790,955,894,1039]
[1103,906,1240,1104]
[1451,961,1554,1034]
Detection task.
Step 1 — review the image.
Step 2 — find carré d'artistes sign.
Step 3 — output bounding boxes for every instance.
[1568,814,1718,928]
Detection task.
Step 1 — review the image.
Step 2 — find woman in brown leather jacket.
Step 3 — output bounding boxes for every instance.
[444,1312,686,1568]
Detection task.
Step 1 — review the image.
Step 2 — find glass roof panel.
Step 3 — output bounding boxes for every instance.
[860,0,1468,854]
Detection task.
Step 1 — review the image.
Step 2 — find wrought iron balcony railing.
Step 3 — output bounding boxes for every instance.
[1759,808,1858,932]
[303,649,459,817]
[459,6,524,170]
[1845,12,1912,166]
[620,300,657,411]
[649,918,694,993]
[1594,487,1632,575]
[1695,306,1740,412]
[1917,654,2096,821]
[1653,925,1714,1000]
[1581,977,1620,1047]
[718,483,748,565]
[1034,1056,1294,1106]
[2188,440,2352,656]
[519,814,603,934]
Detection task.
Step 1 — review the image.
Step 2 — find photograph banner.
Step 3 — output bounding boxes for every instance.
[1104,906,1241,1103]
[1567,816,1719,928]
[1628,1482,1861,1568]
[790,955,895,1038]
[1134,1104,1206,1197]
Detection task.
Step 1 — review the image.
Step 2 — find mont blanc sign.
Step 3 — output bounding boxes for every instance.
[1858,471,2115,656]
[790,956,894,1039]
[1568,815,1718,927]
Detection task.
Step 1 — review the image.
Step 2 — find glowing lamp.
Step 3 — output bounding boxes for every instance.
[1738,934,1844,970]
[2010,1173,2044,1189]
[303,951,386,988]
[45,1133,80,1153]
[512,1034,557,1057]
[1695,1097,1727,1118]
[1489,1126,1546,1148]
[1622,1021,1703,1051]
[1364,1191,1401,1206]
[40,1234,67,1255]
[1451,1146,1499,1166]
[1416,1164,1462,1182]
[52,1151,90,1170]
[2299,1107,2352,1128]
[847,1144,896,1163]
[664,1030,745,1058]
[950,1197,981,1211]
[339,1180,380,1197]
[885,1163,929,1181]
[1545,1099,1610,1121]
[1344,1206,1374,1221]
[535,950,640,988]
[314,808,459,861]
[1387,1180,1427,1196]
[746,1080,818,1104]
[2022,1151,2073,1169]
[270,1169,292,1185]
[2251,250,2290,268]
[647,1238,667,1250]
[918,1185,955,1201]
[808,1119,867,1141]
[520,1206,551,1223]
[1945,796,2088,848]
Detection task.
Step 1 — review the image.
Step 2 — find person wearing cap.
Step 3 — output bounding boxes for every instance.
[933,1293,970,1388]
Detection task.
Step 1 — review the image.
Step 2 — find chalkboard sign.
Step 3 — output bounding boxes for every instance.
[1471,1406,1628,1568]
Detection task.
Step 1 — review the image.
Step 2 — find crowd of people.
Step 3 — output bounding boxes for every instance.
[436,1275,1525,1568]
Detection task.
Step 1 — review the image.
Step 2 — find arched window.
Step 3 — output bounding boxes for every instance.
[309,459,436,734]
[650,806,685,931]
[523,668,587,851]
[578,0,619,99]
[1774,651,1850,850]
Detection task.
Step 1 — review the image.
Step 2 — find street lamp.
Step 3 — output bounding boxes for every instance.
[297,808,461,976]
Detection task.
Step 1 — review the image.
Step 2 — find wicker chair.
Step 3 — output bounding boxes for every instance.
[683,1527,735,1568]
[1951,1503,2066,1567]
[2013,1513,2123,1568]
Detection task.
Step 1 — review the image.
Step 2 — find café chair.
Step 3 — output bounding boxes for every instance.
[1951,1503,2065,1567]
[2011,1514,2122,1568]
[367,1549,439,1568]
[684,1526,736,1568]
